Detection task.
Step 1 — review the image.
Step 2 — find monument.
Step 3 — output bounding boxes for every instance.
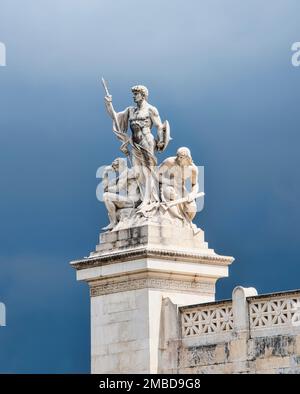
[71,82,234,373]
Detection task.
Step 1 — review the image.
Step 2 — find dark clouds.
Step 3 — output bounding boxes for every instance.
[0,0,300,372]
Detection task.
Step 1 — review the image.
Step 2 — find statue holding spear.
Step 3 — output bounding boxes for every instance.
[102,78,171,213]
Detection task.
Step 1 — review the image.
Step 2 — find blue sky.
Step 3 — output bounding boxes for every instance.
[0,0,300,373]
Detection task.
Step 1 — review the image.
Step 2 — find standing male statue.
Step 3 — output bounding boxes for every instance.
[103,83,170,212]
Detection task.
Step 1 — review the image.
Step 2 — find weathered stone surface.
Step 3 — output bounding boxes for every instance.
[71,222,234,374]
[95,224,211,255]
[175,288,300,374]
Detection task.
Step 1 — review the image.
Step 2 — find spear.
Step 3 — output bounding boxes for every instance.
[101,77,132,154]
[101,77,144,200]
[102,77,122,135]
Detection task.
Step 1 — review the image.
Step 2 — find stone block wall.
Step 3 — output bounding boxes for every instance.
[160,287,300,374]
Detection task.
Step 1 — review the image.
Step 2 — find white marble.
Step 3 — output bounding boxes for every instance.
[71,83,235,374]
[73,226,233,374]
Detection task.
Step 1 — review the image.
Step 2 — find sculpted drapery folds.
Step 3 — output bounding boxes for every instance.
[102,82,203,232]
[104,85,170,211]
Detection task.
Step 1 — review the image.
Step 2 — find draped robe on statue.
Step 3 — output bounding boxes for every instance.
[112,103,161,207]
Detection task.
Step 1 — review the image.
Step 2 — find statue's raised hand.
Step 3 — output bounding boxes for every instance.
[104,95,112,103]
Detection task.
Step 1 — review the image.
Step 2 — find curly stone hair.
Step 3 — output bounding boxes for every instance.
[131,85,149,100]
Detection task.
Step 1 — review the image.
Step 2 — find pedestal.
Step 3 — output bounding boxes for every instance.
[71,224,234,373]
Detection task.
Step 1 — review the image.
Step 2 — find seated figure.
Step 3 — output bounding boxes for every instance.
[158,147,199,224]
[102,158,141,230]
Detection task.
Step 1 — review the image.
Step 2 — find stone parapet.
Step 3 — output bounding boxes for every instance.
[172,288,300,374]
[71,223,234,373]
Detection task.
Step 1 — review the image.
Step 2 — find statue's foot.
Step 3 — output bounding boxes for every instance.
[102,222,115,231]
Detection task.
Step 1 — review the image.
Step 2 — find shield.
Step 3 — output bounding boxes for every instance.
[156,120,171,152]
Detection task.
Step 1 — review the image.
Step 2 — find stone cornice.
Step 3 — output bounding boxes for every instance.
[247,289,300,301]
[70,245,234,270]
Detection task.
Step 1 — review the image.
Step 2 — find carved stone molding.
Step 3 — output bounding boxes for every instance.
[181,302,234,337]
[249,296,300,330]
[71,245,234,270]
[90,277,215,297]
